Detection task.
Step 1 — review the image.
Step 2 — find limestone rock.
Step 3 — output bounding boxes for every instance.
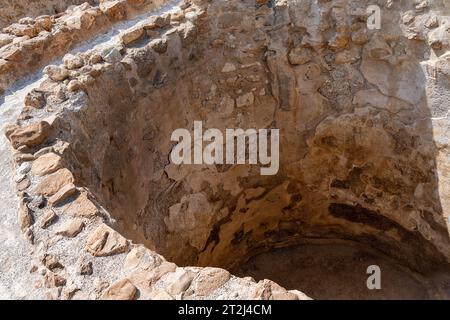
[27,195,46,211]
[289,290,312,300]
[14,173,26,183]
[128,262,176,288]
[143,15,170,29]
[121,27,144,45]
[101,278,137,300]
[56,218,84,237]
[7,121,51,149]
[191,268,230,296]
[18,199,33,232]
[86,224,128,257]
[89,53,103,64]
[4,124,19,141]
[147,289,174,300]
[221,62,236,73]
[49,183,77,206]
[0,33,14,46]
[351,28,369,45]
[360,36,425,104]
[149,38,168,54]
[71,290,91,300]
[17,176,30,191]
[35,16,53,32]
[64,9,96,30]
[40,210,57,229]
[101,1,127,20]
[42,254,64,271]
[34,168,74,196]
[123,246,161,270]
[101,47,122,63]
[335,47,360,64]
[0,44,24,62]
[31,153,64,176]
[62,191,99,217]
[425,16,439,29]
[77,259,93,275]
[3,23,38,37]
[17,162,31,174]
[1,0,450,301]
[402,12,416,25]
[178,21,197,45]
[63,54,84,70]
[67,80,83,92]
[43,65,70,81]
[43,272,66,288]
[252,279,302,300]
[171,9,185,22]
[165,268,195,295]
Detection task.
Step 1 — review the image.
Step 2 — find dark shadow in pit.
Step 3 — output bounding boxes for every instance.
[233,241,431,300]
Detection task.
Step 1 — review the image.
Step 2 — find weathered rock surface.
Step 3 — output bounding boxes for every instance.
[7,121,50,149]
[31,153,63,176]
[48,183,77,206]
[101,278,138,300]
[34,168,74,196]
[56,218,84,237]
[86,224,128,257]
[40,210,57,229]
[62,191,99,217]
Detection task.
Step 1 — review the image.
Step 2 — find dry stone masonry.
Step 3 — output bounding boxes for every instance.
[1,0,450,299]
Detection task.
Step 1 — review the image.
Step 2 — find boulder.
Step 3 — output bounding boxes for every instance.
[48,183,77,206]
[34,168,74,196]
[44,65,70,81]
[56,218,85,237]
[62,190,99,217]
[7,121,51,149]
[63,54,84,70]
[120,27,144,45]
[101,278,137,300]
[191,268,230,296]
